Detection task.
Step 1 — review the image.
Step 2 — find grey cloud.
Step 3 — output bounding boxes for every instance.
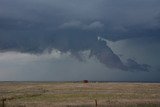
[0,28,151,72]
[59,21,82,29]
[0,0,158,72]
[83,21,104,30]
[89,40,126,70]
[126,59,151,72]
[59,21,104,30]
[1,0,160,36]
[1,52,159,81]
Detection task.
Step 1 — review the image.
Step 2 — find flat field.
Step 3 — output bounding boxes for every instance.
[0,82,160,107]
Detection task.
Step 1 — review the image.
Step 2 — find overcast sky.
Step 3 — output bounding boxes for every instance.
[0,0,160,81]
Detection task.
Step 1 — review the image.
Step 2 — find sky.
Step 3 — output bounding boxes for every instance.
[0,0,160,81]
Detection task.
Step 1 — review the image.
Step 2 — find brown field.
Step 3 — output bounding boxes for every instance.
[0,82,160,107]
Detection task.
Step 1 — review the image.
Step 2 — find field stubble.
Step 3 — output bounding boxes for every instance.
[0,82,160,107]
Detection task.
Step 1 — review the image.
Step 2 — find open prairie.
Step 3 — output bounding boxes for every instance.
[0,82,160,107]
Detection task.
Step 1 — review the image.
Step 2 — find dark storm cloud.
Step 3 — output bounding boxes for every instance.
[0,0,160,71]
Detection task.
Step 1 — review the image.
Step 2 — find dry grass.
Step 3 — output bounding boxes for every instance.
[0,82,160,107]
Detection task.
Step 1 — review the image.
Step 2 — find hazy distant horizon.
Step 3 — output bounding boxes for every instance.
[0,80,160,83]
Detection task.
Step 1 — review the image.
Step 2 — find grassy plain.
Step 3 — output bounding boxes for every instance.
[0,82,160,107]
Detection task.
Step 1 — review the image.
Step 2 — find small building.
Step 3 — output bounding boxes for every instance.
[83,80,89,83]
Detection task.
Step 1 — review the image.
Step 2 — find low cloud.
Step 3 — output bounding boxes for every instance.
[59,21,82,29]
[59,20,104,30]
[126,59,151,72]
[83,21,104,30]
